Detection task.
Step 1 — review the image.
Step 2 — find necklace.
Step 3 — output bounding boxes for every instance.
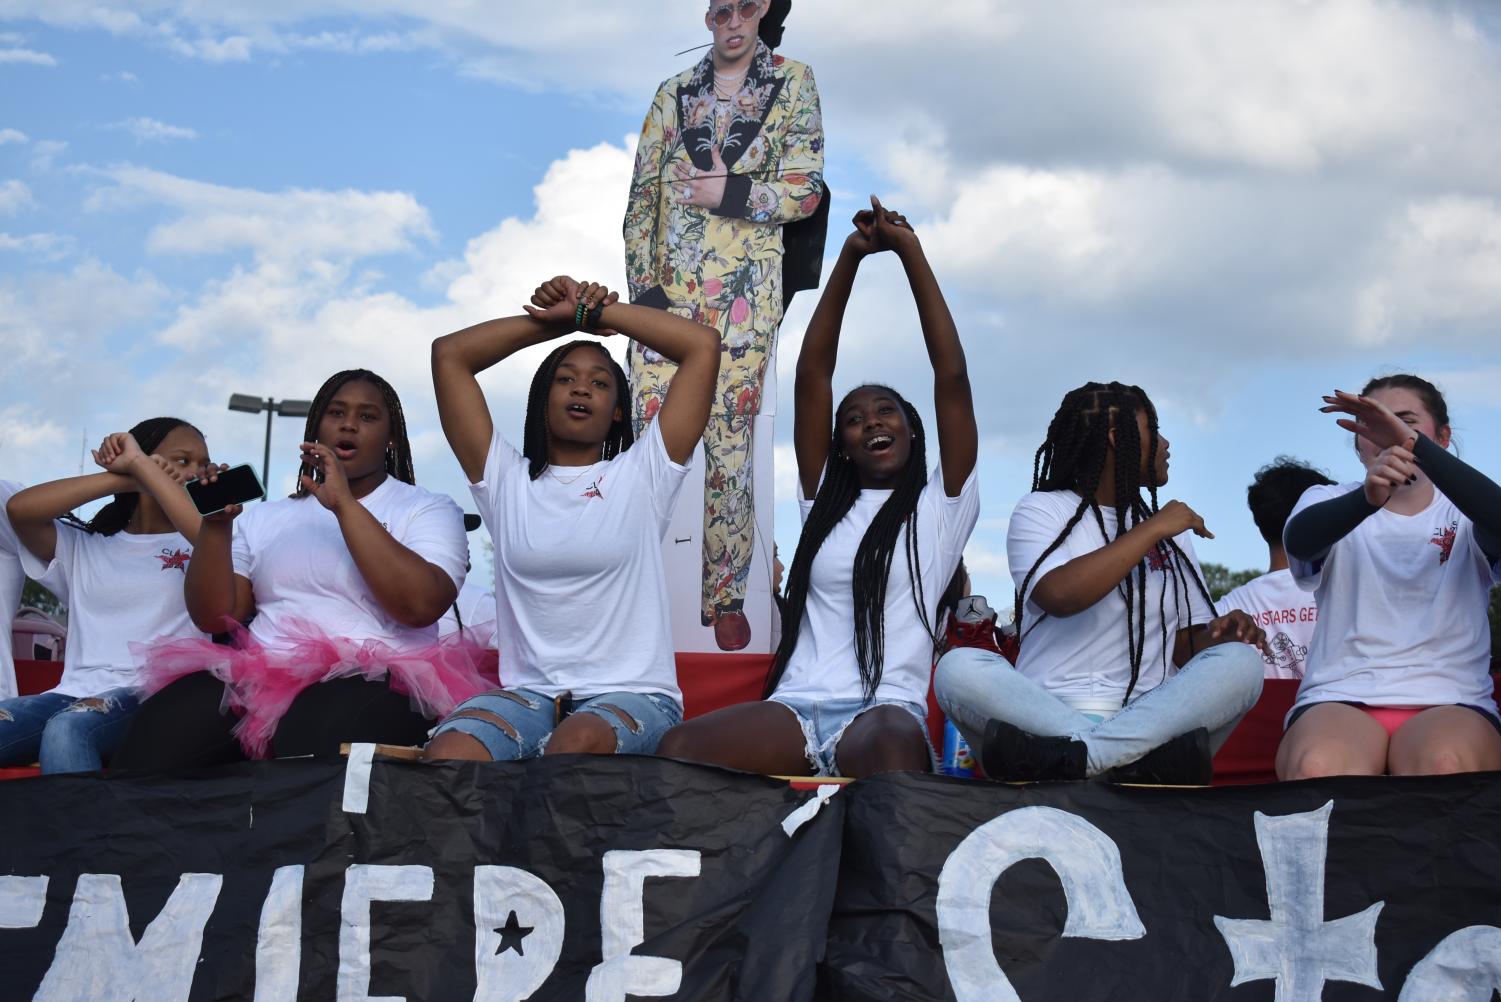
[547,461,599,486]
[713,68,746,100]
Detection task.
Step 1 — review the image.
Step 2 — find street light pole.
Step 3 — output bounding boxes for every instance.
[228,394,314,500]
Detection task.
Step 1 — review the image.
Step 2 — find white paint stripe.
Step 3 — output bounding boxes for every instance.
[342,743,375,815]
[781,784,842,837]
[0,875,48,928]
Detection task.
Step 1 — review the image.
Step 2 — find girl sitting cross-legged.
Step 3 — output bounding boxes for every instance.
[936,382,1266,783]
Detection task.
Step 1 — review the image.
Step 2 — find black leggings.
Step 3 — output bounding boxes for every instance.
[111,672,433,771]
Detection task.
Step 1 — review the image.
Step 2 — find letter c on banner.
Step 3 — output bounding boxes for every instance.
[473,866,565,1002]
[1399,925,1501,1001]
[936,806,1145,1002]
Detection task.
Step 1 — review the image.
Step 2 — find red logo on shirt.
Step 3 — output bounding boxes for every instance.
[1144,546,1168,573]
[1431,521,1458,565]
[581,477,604,500]
[157,548,191,572]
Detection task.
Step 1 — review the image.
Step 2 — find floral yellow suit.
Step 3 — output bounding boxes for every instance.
[624,40,825,632]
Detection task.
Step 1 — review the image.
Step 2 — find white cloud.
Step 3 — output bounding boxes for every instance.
[88,166,435,268]
[101,69,138,83]
[0,179,31,215]
[0,405,66,469]
[0,129,27,146]
[108,116,198,142]
[1353,196,1501,347]
[0,232,71,259]
[28,140,66,171]
[0,46,56,66]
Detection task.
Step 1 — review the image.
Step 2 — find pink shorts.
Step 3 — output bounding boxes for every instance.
[1287,701,1501,737]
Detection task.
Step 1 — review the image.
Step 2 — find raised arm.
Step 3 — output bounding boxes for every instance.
[1321,389,1501,561]
[792,216,868,498]
[870,199,977,495]
[92,432,211,543]
[573,291,719,466]
[432,312,566,483]
[6,472,133,563]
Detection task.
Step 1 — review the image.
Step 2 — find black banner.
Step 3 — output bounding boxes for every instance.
[0,755,843,1001]
[4,758,1501,1000]
[825,772,1501,1001]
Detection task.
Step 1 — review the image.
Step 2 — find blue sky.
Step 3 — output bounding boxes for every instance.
[3,1,1501,614]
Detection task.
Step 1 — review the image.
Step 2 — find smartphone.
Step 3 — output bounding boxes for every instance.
[184,464,264,515]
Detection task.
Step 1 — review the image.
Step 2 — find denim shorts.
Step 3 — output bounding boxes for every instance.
[769,694,935,776]
[429,687,682,761]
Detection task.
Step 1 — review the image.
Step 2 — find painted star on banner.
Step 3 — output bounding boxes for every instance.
[1214,801,1385,1002]
[494,909,534,957]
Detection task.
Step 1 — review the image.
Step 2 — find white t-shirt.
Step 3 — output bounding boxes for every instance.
[1215,569,1318,680]
[438,575,497,648]
[19,522,205,698]
[231,479,468,652]
[1288,482,1500,714]
[1009,490,1217,705]
[773,463,980,707]
[471,420,689,702]
[0,479,26,699]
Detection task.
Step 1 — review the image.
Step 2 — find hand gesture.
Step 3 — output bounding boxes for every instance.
[523,277,620,334]
[846,195,916,258]
[671,147,728,209]
[298,442,354,514]
[1207,609,1269,654]
[147,454,191,486]
[1362,443,1418,507]
[91,432,145,477]
[1320,390,1417,451]
[1148,499,1213,540]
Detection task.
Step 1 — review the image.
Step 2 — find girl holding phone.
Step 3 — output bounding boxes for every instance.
[113,369,485,767]
[2,420,210,773]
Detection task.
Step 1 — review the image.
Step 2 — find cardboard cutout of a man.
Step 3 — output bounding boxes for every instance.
[624,0,826,650]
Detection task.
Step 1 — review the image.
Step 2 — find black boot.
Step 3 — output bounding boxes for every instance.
[1107,728,1212,785]
[980,719,1088,782]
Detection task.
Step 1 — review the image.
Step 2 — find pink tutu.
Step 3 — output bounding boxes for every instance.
[133,618,497,759]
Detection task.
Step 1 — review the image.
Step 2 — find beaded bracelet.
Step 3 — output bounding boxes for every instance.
[585,301,605,331]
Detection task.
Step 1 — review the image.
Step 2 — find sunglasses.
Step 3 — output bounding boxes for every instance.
[710,0,761,27]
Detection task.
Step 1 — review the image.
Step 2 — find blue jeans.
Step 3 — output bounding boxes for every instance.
[769,695,936,776]
[935,643,1264,777]
[429,688,682,761]
[0,688,141,774]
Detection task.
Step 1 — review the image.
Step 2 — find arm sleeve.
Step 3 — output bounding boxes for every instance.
[1412,435,1501,561]
[1006,495,1070,607]
[17,520,75,594]
[624,83,673,304]
[1283,486,1380,565]
[466,429,523,539]
[714,64,825,225]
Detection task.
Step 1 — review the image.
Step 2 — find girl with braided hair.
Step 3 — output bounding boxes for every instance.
[422,276,719,761]
[936,383,1266,783]
[3,419,213,772]
[1278,375,1501,778]
[113,370,483,768]
[656,197,979,778]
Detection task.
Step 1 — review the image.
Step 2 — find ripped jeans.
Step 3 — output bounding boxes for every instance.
[428,688,682,761]
[0,687,140,774]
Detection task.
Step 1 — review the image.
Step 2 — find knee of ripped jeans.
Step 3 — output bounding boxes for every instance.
[592,703,643,734]
[441,708,521,742]
[63,696,122,714]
